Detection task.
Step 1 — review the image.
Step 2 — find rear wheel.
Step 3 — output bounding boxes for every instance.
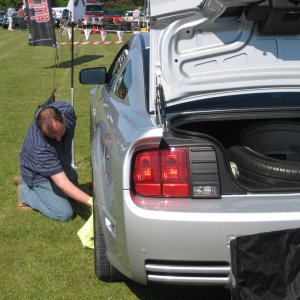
[93,203,123,281]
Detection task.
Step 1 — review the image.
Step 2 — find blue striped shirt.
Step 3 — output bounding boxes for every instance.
[19,102,76,187]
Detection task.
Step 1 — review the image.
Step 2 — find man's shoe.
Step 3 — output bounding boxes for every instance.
[13,175,32,211]
[13,175,20,186]
[18,203,33,211]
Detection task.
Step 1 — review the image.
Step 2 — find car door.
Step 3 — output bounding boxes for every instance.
[92,45,130,213]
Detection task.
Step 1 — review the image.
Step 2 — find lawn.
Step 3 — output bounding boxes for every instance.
[0,27,230,300]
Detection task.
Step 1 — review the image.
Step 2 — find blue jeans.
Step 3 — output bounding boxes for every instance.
[20,169,78,221]
[19,17,25,30]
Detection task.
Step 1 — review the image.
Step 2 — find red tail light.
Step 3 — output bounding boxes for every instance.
[133,148,190,197]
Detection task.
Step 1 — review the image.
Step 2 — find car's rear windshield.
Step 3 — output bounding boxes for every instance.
[86,5,103,12]
[166,92,300,113]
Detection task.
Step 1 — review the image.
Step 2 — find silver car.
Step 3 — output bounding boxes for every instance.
[80,0,300,288]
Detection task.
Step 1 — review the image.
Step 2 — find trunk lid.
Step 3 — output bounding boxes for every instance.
[149,0,300,112]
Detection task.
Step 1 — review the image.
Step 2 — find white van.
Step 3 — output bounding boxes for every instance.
[52,7,67,19]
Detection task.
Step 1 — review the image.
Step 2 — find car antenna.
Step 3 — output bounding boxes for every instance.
[33,88,57,120]
[45,88,57,105]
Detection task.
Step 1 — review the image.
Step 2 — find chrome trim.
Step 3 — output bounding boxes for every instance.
[146,264,230,274]
[146,262,231,284]
[148,275,231,284]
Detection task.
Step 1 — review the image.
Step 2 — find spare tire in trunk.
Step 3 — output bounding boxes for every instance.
[227,145,300,190]
[240,121,300,162]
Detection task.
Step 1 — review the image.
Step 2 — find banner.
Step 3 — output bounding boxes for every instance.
[116,31,124,42]
[100,28,106,42]
[84,28,91,41]
[67,0,86,22]
[25,0,56,47]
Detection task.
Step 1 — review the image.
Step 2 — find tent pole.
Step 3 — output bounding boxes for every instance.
[71,21,77,168]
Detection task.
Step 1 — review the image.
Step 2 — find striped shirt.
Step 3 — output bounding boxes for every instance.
[19,102,76,187]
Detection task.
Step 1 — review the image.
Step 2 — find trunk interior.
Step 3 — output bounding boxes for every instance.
[169,108,300,193]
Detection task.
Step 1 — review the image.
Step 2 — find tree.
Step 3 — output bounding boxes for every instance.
[0,0,22,10]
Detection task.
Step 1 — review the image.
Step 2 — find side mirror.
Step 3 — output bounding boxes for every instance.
[79,67,107,85]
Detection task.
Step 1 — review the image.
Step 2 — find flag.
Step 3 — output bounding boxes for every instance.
[116,31,124,42]
[25,0,56,47]
[100,28,106,42]
[67,0,86,23]
[67,26,72,40]
[84,28,91,40]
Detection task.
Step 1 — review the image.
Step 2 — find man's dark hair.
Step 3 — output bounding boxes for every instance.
[36,107,64,135]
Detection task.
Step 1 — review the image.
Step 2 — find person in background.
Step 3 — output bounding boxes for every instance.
[18,6,25,30]
[24,6,29,25]
[16,101,92,221]
[132,6,142,21]
[7,6,14,31]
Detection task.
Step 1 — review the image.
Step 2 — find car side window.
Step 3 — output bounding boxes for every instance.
[113,60,132,100]
[107,46,129,89]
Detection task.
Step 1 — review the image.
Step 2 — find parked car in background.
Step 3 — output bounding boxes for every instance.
[0,12,4,25]
[102,11,122,24]
[3,12,28,29]
[99,11,130,31]
[60,9,71,26]
[52,7,66,27]
[78,0,104,27]
[123,10,145,22]
[80,0,300,289]
[52,7,66,19]
[123,10,148,31]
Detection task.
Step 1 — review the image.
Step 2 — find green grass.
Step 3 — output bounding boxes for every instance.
[0,27,230,300]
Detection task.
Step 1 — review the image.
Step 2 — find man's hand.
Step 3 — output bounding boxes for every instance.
[51,171,92,206]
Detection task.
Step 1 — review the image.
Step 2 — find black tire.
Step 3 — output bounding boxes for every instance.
[227,145,300,188]
[102,17,113,24]
[93,203,124,281]
[111,24,121,31]
[104,24,113,30]
[120,21,131,26]
[121,25,131,31]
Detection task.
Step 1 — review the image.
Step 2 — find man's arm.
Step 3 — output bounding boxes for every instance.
[51,171,91,206]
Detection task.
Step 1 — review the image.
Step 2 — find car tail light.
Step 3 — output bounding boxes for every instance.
[133,148,190,197]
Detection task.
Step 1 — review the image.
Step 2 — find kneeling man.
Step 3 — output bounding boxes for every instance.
[18,101,91,221]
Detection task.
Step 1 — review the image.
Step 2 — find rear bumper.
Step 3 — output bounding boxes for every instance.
[121,191,300,285]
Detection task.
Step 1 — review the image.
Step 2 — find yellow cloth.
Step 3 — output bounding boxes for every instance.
[77,197,94,249]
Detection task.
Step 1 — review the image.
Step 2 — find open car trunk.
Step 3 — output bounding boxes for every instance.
[168,103,300,193]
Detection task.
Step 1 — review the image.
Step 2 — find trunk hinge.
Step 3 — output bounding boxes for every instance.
[154,84,166,130]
